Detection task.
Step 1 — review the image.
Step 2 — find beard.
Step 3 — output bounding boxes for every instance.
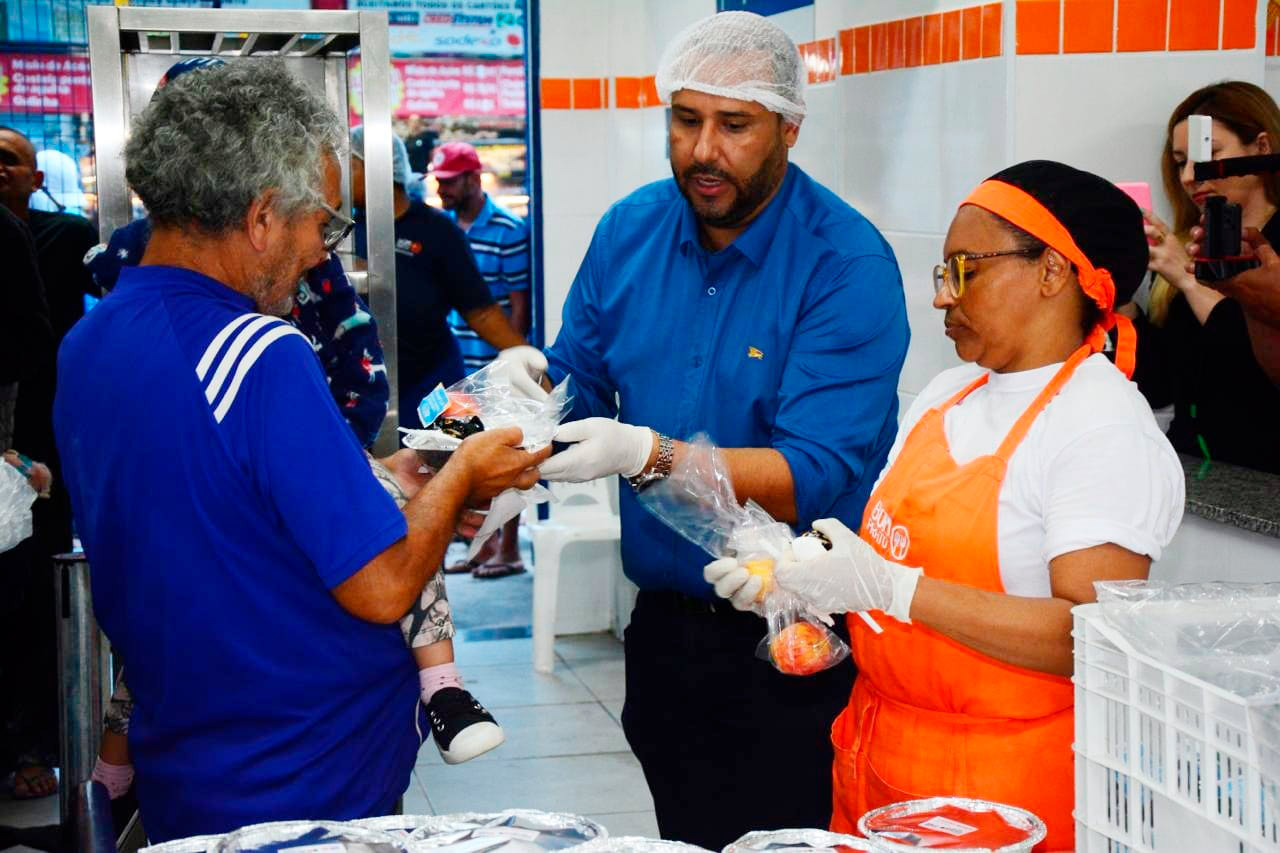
[673,137,788,229]
[251,252,301,317]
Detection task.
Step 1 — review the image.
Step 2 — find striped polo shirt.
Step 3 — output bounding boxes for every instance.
[447,194,530,372]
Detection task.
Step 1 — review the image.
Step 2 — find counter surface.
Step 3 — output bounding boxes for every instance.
[1180,454,1280,539]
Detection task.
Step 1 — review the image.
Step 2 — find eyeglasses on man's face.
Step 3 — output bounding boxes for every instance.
[317,199,355,252]
[932,249,1043,300]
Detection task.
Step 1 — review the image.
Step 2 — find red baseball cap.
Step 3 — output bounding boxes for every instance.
[430,142,482,179]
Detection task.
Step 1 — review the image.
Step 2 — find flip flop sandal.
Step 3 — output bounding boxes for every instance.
[472,560,527,579]
[6,763,57,800]
[444,558,484,575]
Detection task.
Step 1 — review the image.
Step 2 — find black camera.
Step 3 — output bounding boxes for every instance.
[1193,195,1261,283]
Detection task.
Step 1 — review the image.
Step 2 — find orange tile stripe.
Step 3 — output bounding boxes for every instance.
[543,0,1263,109]
[1018,0,1258,54]
[838,4,1001,75]
[797,37,838,84]
[615,76,659,109]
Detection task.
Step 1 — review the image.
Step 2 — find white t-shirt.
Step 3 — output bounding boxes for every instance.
[878,353,1185,597]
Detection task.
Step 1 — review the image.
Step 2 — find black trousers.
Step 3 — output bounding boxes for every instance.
[620,589,856,851]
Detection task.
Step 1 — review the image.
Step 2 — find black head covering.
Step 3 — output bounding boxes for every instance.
[984,160,1149,306]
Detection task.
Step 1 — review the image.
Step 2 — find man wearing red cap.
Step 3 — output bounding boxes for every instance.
[435,141,532,578]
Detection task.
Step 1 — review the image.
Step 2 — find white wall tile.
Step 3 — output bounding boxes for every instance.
[791,82,843,191]
[606,0,650,77]
[541,110,613,218]
[1265,60,1280,105]
[539,0,613,77]
[883,230,962,396]
[1013,52,1264,224]
[819,0,986,29]
[608,109,654,203]
[542,213,602,344]
[842,60,1010,236]
[767,5,816,46]
[644,0,717,69]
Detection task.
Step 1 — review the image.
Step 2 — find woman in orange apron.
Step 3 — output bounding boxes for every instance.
[705,161,1186,850]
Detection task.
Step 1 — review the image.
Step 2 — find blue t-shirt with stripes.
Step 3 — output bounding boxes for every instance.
[447,195,530,372]
[53,265,417,841]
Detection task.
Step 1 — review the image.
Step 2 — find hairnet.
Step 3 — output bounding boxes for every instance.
[350,125,411,187]
[655,11,806,126]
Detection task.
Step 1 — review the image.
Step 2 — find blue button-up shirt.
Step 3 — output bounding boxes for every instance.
[546,164,909,599]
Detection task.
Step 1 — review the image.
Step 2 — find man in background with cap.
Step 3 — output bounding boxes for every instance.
[503,11,909,847]
[350,128,528,429]
[434,141,532,578]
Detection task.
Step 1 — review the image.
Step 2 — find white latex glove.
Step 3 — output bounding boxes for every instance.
[703,557,763,611]
[539,418,654,483]
[774,518,923,624]
[495,345,549,401]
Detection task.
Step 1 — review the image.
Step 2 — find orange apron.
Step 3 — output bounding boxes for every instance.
[830,345,1092,852]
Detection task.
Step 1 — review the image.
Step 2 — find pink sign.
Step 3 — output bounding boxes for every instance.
[0,53,93,114]
[350,58,526,121]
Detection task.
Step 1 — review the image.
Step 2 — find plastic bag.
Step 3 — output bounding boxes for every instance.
[0,461,36,554]
[1094,580,1280,703]
[637,434,849,675]
[400,361,573,560]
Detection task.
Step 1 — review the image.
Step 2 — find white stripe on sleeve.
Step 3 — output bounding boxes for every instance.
[211,325,307,423]
[203,316,280,404]
[196,313,260,381]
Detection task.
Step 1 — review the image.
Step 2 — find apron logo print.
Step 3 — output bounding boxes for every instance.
[747,346,764,360]
[867,500,911,561]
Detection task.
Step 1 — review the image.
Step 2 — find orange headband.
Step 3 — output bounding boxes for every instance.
[960,180,1137,378]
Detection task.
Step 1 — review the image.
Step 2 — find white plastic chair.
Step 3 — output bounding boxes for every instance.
[527,478,621,673]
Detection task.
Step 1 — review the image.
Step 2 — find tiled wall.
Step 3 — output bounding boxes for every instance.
[1015,0,1258,54]
[539,0,1272,401]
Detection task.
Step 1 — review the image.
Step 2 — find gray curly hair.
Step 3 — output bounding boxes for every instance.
[125,59,343,233]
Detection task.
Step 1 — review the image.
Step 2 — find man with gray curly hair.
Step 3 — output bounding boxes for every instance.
[53,60,548,840]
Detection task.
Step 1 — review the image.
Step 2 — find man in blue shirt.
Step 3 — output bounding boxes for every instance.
[53,60,547,840]
[435,141,532,577]
[86,220,389,448]
[504,12,909,849]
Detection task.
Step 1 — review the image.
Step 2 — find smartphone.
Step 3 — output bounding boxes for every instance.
[1116,182,1156,245]
[1116,181,1153,212]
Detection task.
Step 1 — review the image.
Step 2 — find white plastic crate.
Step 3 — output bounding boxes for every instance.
[1073,603,1280,852]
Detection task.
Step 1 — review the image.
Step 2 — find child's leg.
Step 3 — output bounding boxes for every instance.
[92,670,135,799]
[370,452,503,763]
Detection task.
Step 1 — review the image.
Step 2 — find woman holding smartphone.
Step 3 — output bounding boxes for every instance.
[1125,81,1280,473]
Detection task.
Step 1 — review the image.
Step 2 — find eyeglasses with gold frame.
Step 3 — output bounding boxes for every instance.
[932,249,1042,299]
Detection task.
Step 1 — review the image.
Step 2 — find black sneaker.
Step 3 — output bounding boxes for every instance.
[425,687,505,764]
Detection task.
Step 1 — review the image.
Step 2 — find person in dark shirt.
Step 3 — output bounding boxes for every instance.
[349,127,527,430]
[0,126,79,799]
[1122,82,1280,474]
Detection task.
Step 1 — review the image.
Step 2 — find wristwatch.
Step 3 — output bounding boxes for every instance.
[627,432,675,492]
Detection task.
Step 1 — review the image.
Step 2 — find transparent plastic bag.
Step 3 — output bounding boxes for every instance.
[637,434,849,675]
[399,360,573,559]
[1094,580,1280,702]
[0,461,36,554]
